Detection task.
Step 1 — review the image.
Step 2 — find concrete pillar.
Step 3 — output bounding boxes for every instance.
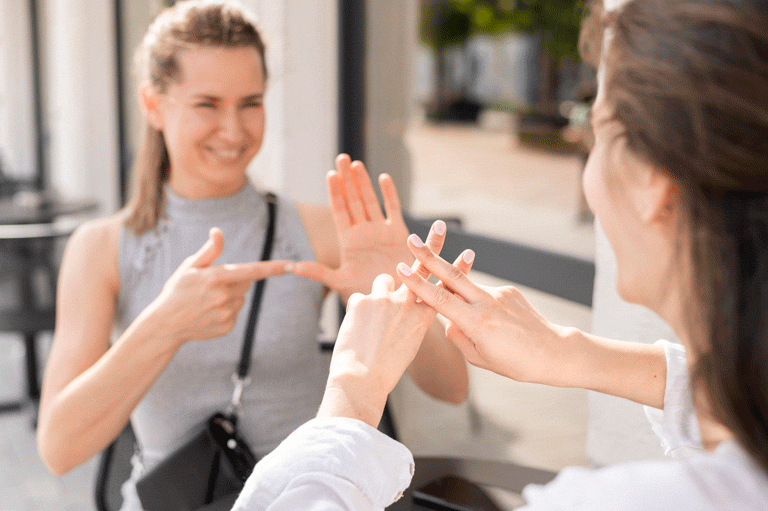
[0,0,36,181]
[243,0,338,206]
[364,0,415,209]
[42,0,120,213]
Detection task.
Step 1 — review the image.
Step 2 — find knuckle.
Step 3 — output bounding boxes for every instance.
[499,285,521,300]
[446,264,464,282]
[433,287,452,307]
[347,292,364,308]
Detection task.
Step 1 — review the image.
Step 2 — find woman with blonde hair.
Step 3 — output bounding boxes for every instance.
[36,2,467,509]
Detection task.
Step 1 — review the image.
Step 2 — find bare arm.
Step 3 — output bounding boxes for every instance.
[38,221,290,474]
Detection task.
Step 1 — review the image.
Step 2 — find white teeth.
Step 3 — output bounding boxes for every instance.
[209,148,241,161]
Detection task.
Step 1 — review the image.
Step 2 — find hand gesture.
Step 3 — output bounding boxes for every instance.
[145,228,291,346]
[396,234,570,386]
[290,154,412,301]
[316,222,474,426]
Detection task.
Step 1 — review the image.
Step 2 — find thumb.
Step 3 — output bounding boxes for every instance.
[445,321,477,360]
[187,227,224,269]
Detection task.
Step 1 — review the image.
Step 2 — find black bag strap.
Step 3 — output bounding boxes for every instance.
[228,193,277,417]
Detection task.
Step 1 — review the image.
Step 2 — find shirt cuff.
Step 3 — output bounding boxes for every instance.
[643,339,702,457]
[232,416,414,510]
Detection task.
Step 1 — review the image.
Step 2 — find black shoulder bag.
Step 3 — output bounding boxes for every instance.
[136,195,277,511]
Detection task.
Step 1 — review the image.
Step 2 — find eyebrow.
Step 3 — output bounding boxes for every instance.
[191,93,264,101]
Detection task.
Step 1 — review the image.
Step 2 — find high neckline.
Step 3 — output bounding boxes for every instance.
[163,183,266,223]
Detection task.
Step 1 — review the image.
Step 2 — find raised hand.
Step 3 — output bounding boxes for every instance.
[289,154,413,301]
[396,233,572,386]
[146,227,291,346]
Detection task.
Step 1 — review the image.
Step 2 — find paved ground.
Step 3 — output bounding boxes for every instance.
[0,120,594,510]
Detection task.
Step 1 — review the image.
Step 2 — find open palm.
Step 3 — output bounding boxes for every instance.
[291,154,412,301]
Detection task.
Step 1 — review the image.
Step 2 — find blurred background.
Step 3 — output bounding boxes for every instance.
[0,1,624,509]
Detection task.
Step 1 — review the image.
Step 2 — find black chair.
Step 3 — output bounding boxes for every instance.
[0,223,71,418]
[95,423,136,511]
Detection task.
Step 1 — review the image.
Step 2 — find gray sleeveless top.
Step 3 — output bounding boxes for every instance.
[114,183,327,510]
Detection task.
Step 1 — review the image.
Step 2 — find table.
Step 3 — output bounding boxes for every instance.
[0,194,97,415]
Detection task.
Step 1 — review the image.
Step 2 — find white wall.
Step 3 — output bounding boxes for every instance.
[0,0,36,181]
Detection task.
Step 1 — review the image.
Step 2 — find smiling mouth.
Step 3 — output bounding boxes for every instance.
[207,147,245,162]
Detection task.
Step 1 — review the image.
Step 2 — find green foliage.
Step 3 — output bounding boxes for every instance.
[420,0,584,63]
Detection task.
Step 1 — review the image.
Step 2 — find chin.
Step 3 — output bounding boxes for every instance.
[615,273,645,306]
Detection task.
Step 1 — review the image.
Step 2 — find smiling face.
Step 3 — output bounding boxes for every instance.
[144,45,266,198]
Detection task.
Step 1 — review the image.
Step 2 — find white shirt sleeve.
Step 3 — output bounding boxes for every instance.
[231,417,414,511]
[643,339,703,457]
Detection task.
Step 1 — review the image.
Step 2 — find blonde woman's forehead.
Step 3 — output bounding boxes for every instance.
[171,46,265,92]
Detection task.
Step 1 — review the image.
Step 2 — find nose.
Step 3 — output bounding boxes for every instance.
[219,106,246,143]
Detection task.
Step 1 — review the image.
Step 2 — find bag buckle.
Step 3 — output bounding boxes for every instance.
[226,374,252,417]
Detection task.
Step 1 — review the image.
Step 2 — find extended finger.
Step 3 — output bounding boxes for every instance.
[336,153,366,225]
[327,171,352,231]
[217,259,292,282]
[413,220,447,279]
[407,235,486,303]
[378,174,405,225]
[351,160,384,222]
[397,261,476,323]
[442,249,475,289]
[286,261,337,289]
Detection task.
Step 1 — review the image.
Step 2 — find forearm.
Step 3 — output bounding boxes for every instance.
[557,328,666,409]
[406,318,469,404]
[38,309,181,474]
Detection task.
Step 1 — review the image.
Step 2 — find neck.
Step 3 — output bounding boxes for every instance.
[168,175,248,199]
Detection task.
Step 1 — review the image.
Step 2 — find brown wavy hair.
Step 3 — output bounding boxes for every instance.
[123,0,267,234]
[583,0,768,474]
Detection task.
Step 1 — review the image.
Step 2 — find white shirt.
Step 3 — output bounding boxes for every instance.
[234,341,768,510]
[231,417,414,511]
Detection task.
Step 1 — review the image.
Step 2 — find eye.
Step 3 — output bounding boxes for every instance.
[195,101,216,108]
[242,100,263,109]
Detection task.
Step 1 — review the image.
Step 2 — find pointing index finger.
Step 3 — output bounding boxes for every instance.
[217,260,292,282]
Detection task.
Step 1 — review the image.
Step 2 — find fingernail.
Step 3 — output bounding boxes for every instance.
[285,263,294,272]
[397,262,412,276]
[433,220,446,235]
[409,234,424,248]
[463,249,475,264]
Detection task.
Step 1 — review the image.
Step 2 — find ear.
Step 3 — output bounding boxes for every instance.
[140,83,164,130]
[634,165,680,226]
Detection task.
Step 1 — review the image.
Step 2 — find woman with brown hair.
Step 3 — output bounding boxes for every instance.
[231,0,768,508]
[35,1,467,509]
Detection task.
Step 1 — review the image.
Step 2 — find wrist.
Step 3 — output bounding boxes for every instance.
[134,301,189,352]
[317,375,388,428]
[545,325,593,388]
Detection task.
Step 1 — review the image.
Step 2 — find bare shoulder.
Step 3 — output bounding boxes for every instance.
[62,213,123,294]
[295,202,340,268]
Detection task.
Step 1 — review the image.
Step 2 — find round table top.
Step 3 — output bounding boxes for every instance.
[0,194,98,225]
